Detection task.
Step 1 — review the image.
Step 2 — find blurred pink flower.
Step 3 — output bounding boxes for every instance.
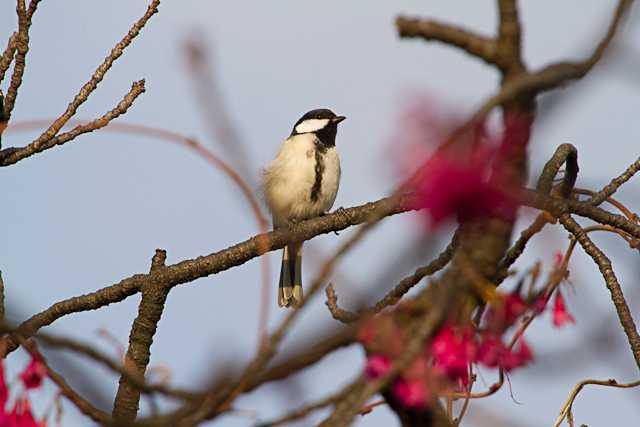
[364,355,392,379]
[20,355,47,390]
[552,291,575,328]
[431,324,475,385]
[392,378,430,410]
[408,146,518,228]
[476,333,533,371]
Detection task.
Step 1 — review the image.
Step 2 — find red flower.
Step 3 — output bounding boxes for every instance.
[364,355,392,380]
[7,396,44,427]
[476,333,505,368]
[0,362,7,411]
[392,378,430,410]
[20,356,47,390]
[552,291,575,328]
[430,324,475,385]
[409,147,517,228]
[477,334,533,371]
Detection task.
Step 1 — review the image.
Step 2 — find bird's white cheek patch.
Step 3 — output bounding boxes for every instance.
[295,118,330,134]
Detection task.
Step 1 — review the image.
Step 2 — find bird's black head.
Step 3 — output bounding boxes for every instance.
[290,108,346,147]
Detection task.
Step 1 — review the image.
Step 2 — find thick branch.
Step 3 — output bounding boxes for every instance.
[112,249,170,422]
[496,0,524,73]
[396,17,497,66]
[8,188,640,358]
[5,196,411,355]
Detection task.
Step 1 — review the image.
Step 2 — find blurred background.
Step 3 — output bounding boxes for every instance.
[1,1,639,425]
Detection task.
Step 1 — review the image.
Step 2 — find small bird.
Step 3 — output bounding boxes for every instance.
[262,108,345,308]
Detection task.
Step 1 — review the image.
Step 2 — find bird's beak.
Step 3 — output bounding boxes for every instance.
[332,116,346,124]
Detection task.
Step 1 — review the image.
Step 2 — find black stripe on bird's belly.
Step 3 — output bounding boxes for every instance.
[310,144,327,203]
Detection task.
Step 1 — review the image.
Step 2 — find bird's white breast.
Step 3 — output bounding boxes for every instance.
[262,134,340,228]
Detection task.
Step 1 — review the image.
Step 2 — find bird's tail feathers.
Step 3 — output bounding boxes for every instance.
[278,243,303,308]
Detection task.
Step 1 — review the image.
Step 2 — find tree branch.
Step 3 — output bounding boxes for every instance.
[560,214,640,370]
[495,0,524,73]
[5,195,410,355]
[552,377,640,427]
[0,32,17,85]
[0,0,159,164]
[112,249,171,422]
[395,17,497,66]
[0,80,146,165]
[326,233,458,323]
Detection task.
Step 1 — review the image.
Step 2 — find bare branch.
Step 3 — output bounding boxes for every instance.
[396,17,497,66]
[536,143,579,198]
[112,249,171,422]
[560,214,640,369]
[0,33,18,85]
[6,0,159,158]
[585,157,640,206]
[0,80,146,165]
[326,233,458,323]
[553,377,640,427]
[3,1,30,118]
[32,331,197,402]
[18,339,111,424]
[4,196,412,356]
[495,0,524,73]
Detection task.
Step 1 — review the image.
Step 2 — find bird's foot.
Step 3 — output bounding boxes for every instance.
[331,207,349,235]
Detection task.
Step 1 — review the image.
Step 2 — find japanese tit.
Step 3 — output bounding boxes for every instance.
[262,109,345,307]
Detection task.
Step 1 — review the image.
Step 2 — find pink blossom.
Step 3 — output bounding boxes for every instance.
[0,362,7,411]
[7,396,44,427]
[552,291,575,328]
[20,355,47,390]
[409,147,517,228]
[430,324,475,385]
[392,378,430,410]
[364,355,392,379]
[477,333,533,371]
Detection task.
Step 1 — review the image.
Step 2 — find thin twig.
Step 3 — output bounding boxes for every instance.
[3,1,30,118]
[560,214,640,369]
[0,33,18,85]
[581,156,640,206]
[257,386,354,427]
[31,331,197,401]
[19,338,111,424]
[325,233,458,322]
[0,80,146,165]
[552,377,640,427]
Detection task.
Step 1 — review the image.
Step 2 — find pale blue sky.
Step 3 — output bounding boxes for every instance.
[1,1,640,426]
